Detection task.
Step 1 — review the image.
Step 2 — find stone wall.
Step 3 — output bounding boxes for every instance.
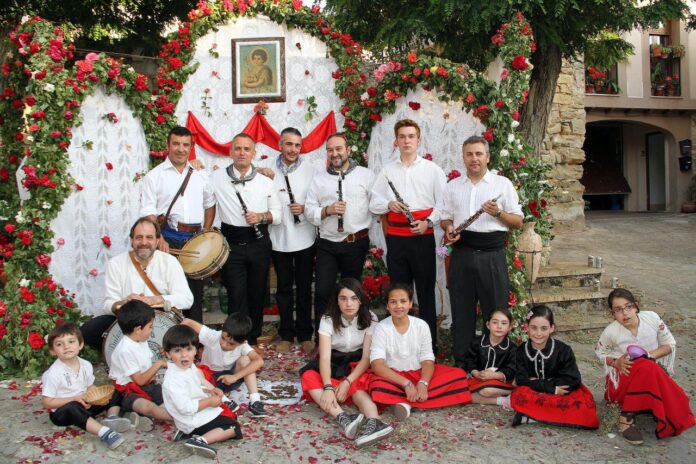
[541,59,587,231]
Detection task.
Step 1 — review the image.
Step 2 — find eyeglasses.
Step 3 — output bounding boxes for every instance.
[611,303,636,314]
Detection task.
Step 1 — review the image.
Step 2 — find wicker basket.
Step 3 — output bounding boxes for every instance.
[85,384,115,406]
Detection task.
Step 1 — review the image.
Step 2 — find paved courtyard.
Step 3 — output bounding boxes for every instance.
[1,212,695,463]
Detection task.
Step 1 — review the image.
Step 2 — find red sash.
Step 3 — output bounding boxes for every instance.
[198,364,238,420]
[112,380,153,401]
[386,208,433,236]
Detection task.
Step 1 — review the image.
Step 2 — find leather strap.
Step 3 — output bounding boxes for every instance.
[129,251,162,296]
[342,228,369,243]
[161,166,194,226]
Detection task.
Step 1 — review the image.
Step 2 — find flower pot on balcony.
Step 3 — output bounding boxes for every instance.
[681,202,696,213]
[594,83,604,92]
[652,46,662,57]
[585,84,595,93]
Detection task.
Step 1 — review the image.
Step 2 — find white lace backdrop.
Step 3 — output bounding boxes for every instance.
[50,17,484,325]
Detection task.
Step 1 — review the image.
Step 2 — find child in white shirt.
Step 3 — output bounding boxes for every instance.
[162,324,242,459]
[182,312,267,417]
[41,323,131,449]
[109,300,172,429]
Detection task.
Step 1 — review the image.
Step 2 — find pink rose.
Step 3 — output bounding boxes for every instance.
[85,52,100,62]
[89,268,98,277]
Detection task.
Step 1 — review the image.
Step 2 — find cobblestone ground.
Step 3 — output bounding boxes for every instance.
[1,212,695,463]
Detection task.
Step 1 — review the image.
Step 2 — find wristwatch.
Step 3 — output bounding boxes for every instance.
[418,379,429,387]
[426,218,434,228]
[494,210,502,218]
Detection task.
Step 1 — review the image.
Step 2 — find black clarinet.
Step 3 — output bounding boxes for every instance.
[452,194,502,236]
[234,187,264,239]
[385,176,416,225]
[283,172,301,224]
[337,171,344,233]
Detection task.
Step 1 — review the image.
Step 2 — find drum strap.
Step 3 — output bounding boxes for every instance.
[129,251,162,296]
[159,166,194,226]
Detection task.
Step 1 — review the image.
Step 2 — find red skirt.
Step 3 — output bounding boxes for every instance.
[367,364,471,409]
[605,358,695,439]
[468,378,515,394]
[301,368,369,406]
[511,384,599,429]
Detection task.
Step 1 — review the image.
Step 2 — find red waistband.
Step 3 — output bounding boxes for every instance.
[113,380,153,401]
[386,209,433,236]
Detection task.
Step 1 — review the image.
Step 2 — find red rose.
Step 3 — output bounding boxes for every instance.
[407,52,417,63]
[31,110,45,119]
[51,131,62,138]
[483,127,494,141]
[4,224,16,234]
[447,170,461,181]
[101,235,112,247]
[156,115,166,124]
[0,324,6,342]
[424,153,433,161]
[367,87,378,97]
[34,70,46,80]
[28,332,45,350]
[513,256,522,270]
[20,286,35,303]
[495,100,504,109]
[511,55,528,71]
[512,111,520,121]
[105,162,113,170]
[35,254,51,267]
[64,111,73,120]
[25,96,36,106]
[413,67,422,77]
[408,101,421,110]
[168,57,184,69]
[369,113,382,122]
[466,93,475,104]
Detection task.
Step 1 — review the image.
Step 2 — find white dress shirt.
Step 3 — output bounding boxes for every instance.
[42,358,94,408]
[199,325,254,372]
[370,316,435,371]
[109,335,153,386]
[102,250,193,316]
[139,158,215,228]
[370,156,446,222]
[162,363,224,434]
[305,167,375,242]
[257,156,317,252]
[438,170,523,232]
[211,166,281,227]
[318,312,378,353]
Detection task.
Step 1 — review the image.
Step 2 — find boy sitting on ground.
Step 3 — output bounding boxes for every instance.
[182,313,267,417]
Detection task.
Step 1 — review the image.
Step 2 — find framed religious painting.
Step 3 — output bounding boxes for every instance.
[232,37,286,104]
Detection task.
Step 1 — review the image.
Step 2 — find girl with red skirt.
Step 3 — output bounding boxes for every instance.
[511,305,599,429]
[462,308,516,407]
[368,282,471,420]
[300,278,393,448]
[595,288,694,445]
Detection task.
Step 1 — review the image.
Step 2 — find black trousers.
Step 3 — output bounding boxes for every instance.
[221,223,271,345]
[448,247,508,366]
[272,244,315,342]
[81,314,117,352]
[164,235,203,323]
[49,399,116,430]
[386,234,438,351]
[313,237,369,338]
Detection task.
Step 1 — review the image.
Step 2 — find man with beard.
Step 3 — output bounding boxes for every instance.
[305,133,375,339]
[80,217,193,350]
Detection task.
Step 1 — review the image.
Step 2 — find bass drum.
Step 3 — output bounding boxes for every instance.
[102,310,181,381]
[178,229,230,280]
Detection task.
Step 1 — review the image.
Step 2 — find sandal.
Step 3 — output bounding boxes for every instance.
[618,413,644,445]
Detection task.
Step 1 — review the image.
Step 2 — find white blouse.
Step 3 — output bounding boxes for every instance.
[318,312,377,352]
[370,316,435,371]
[595,311,676,387]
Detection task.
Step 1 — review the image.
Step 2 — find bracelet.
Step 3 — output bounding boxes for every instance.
[342,378,352,386]
[261,212,268,225]
[403,381,414,389]
[418,379,429,387]
[323,206,330,217]
[323,386,335,392]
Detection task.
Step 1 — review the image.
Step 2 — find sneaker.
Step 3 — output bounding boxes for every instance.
[248,401,268,418]
[336,412,364,440]
[355,419,394,448]
[185,435,217,459]
[512,412,536,427]
[101,415,131,433]
[276,340,291,353]
[393,402,411,421]
[224,398,240,413]
[619,414,644,445]
[125,411,154,432]
[173,429,191,442]
[100,429,125,450]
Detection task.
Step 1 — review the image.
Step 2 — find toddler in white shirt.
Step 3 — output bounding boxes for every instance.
[162,324,242,459]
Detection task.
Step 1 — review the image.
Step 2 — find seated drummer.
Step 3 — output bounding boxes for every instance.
[80,217,193,351]
[140,125,216,322]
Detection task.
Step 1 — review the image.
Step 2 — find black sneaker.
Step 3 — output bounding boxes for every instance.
[173,429,191,442]
[336,412,364,440]
[355,418,394,448]
[248,401,268,418]
[99,429,125,450]
[224,398,240,413]
[184,436,217,459]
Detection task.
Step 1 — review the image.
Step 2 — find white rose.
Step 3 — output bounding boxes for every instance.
[20,278,30,287]
[500,149,509,158]
[42,201,51,209]
[507,133,515,143]
[44,83,55,92]
[15,211,24,223]
[511,120,520,128]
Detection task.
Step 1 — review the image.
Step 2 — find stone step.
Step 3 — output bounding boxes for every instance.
[530,286,611,332]
[534,260,604,289]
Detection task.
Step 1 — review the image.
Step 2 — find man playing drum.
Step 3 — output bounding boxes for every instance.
[140,126,216,323]
[80,217,193,351]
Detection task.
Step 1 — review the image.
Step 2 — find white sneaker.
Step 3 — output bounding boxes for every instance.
[393,403,411,421]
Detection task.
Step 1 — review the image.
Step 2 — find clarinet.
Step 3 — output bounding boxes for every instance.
[234,186,264,240]
[283,172,301,224]
[337,171,344,233]
[451,194,502,236]
[385,176,416,225]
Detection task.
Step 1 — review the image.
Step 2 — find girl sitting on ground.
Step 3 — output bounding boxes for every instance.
[368,282,471,420]
[595,288,694,445]
[300,278,393,448]
[511,305,599,429]
[462,308,516,407]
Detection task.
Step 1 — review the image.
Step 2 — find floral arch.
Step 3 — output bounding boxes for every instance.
[0,0,548,376]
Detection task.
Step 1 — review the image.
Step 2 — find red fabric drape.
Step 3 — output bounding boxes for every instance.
[185,111,337,159]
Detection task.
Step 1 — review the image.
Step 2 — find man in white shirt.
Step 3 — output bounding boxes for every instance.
[140,126,215,322]
[305,133,375,341]
[439,135,523,367]
[370,119,446,351]
[80,217,193,350]
[211,133,281,346]
[257,128,317,353]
